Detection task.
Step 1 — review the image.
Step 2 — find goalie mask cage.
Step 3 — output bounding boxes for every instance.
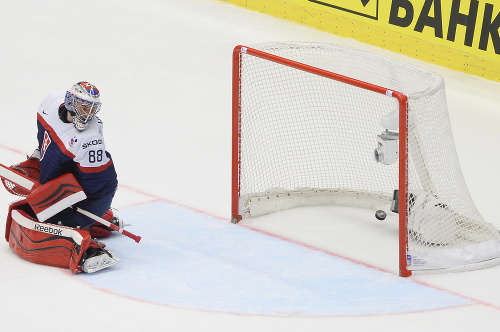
[231,42,500,277]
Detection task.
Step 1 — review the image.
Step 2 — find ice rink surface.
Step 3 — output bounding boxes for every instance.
[1,0,500,331]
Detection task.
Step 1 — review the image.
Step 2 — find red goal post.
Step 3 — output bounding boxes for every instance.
[231,42,500,277]
[232,44,411,276]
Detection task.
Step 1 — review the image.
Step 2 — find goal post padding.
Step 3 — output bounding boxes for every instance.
[232,42,500,276]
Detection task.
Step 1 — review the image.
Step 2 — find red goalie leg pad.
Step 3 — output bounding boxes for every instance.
[101,209,114,222]
[26,173,87,222]
[89,209,114,238]
[89,225,112,238]
[5,200,92,273]
[5,200,29,242]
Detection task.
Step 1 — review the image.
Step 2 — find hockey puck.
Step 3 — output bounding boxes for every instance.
[375,210,387,220]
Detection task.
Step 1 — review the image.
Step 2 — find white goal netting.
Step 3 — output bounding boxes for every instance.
[233,42,500,274]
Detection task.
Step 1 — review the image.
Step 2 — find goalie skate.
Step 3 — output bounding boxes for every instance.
[82,249,121,273]
[90,209,130,238]
[110,208,129,228]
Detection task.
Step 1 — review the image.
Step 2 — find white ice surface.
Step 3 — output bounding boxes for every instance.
[1,0,500,331]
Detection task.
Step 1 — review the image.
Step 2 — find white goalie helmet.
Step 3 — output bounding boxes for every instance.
[64,81,102,131]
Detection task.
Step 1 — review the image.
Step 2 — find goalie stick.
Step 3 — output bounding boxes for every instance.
[0,162,141,243]
[74,207,141,243]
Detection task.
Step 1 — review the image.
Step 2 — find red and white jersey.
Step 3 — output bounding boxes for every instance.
[36,90,117,198]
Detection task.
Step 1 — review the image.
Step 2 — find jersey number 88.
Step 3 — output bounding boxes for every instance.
[88,150,103,163]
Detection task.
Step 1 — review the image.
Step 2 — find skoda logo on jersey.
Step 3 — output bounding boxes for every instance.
[80,82,100,97]
[82,139,102,149]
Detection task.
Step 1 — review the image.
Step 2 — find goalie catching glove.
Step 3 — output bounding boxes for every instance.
[1,149,41,197]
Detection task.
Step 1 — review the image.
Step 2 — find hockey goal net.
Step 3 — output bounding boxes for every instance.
[232,42,500,276]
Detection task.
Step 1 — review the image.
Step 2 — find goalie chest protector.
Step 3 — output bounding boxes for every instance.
[5,200,92,273]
